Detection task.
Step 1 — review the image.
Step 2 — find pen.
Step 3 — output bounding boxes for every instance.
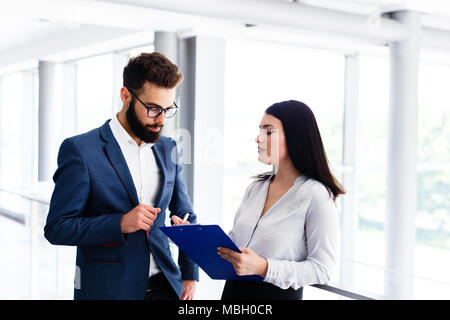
[182,213,190,223]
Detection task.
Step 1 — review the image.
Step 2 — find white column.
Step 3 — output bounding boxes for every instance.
[178,36,196,200]
[62,62,77,138]
[38,61,59,182]
[155,31,179,64]
[385,10,421,299]
[154,31,183,257]
[340,54,360,288]
[112,52,130,115]
[21,70,36,187]
[193,36,226,227]
[177,35,226,300]
[155,31,179,140]
[0,76,3,187]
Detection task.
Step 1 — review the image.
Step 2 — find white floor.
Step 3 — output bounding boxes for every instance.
[2,211,450,300]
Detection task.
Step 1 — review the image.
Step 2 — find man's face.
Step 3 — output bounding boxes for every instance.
[125,82,176,143]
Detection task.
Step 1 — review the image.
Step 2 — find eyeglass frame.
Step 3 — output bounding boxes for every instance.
[126,87,179,119]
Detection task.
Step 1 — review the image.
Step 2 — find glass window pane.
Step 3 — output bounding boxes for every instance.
[0,73,24,188]
[127,45,154,59]
[416,59,450,285]
[355,53,390,268]
[223,39,345,232]
[76,54,114,134]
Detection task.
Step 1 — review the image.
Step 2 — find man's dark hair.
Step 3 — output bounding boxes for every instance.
[123,52,183,93]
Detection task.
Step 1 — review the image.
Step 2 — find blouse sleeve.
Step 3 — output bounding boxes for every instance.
[263,184,340,290]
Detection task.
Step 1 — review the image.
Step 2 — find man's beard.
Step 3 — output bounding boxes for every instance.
[126,99,164,143]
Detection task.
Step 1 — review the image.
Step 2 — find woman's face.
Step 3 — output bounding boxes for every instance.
[255,113,288,167]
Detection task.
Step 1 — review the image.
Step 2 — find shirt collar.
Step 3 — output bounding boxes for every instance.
[110,113,154,148]
[294,175,308,184]
[267,173,307,185]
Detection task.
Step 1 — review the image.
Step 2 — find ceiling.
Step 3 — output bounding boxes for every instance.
[0,16,68,52]
[0,0,449,67]
[299,0,450,29]
[299,0,450,16]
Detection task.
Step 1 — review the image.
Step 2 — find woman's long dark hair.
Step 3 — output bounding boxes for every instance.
[255,100,345,201]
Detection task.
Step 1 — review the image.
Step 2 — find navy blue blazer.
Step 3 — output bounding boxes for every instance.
[44,119,198,300]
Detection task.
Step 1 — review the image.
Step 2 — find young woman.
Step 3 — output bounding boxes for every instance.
[218,100,345,300]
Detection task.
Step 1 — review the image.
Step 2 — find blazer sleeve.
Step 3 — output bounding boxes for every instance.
[167,138,199,281]
[44,138,126,247]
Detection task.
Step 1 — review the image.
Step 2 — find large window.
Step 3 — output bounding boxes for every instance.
[354,53,390,269]
[416,58,450,285]
[223,39,345,232]
[75,45,154,134]
[344,52,391,295]
[76,54,115,134]
[0,70,38,189]
[0,70,39,299]
[352,52,450,296]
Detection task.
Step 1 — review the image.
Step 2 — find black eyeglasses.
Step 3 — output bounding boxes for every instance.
[127,88,178,119]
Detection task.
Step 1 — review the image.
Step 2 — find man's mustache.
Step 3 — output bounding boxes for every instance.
[147,124,164,128]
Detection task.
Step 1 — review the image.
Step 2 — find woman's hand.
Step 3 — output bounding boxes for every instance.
[217,247,268,277]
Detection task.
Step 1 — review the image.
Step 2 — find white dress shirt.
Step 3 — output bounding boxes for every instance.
[109,114,162,277]
[228,174,339,290]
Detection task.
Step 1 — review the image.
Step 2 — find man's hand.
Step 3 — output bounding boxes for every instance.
[120,204,160,233]
[217,247,268,277]
[171,216,196,300]
[181,280,196,300]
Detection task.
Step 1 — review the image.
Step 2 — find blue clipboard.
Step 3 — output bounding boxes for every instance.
[160,224,263,281]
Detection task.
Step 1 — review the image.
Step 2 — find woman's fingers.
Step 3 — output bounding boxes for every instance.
[218,251,234,264]
[217,247,240,264]
[217,247,229,260]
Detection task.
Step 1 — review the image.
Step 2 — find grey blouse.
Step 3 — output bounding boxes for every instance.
[228,174,339,290]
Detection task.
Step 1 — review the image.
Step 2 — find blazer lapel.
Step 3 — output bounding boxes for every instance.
[152,140,167,208]
[100,120,139,207]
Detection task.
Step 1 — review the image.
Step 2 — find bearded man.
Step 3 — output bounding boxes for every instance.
[44,52,198,300]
